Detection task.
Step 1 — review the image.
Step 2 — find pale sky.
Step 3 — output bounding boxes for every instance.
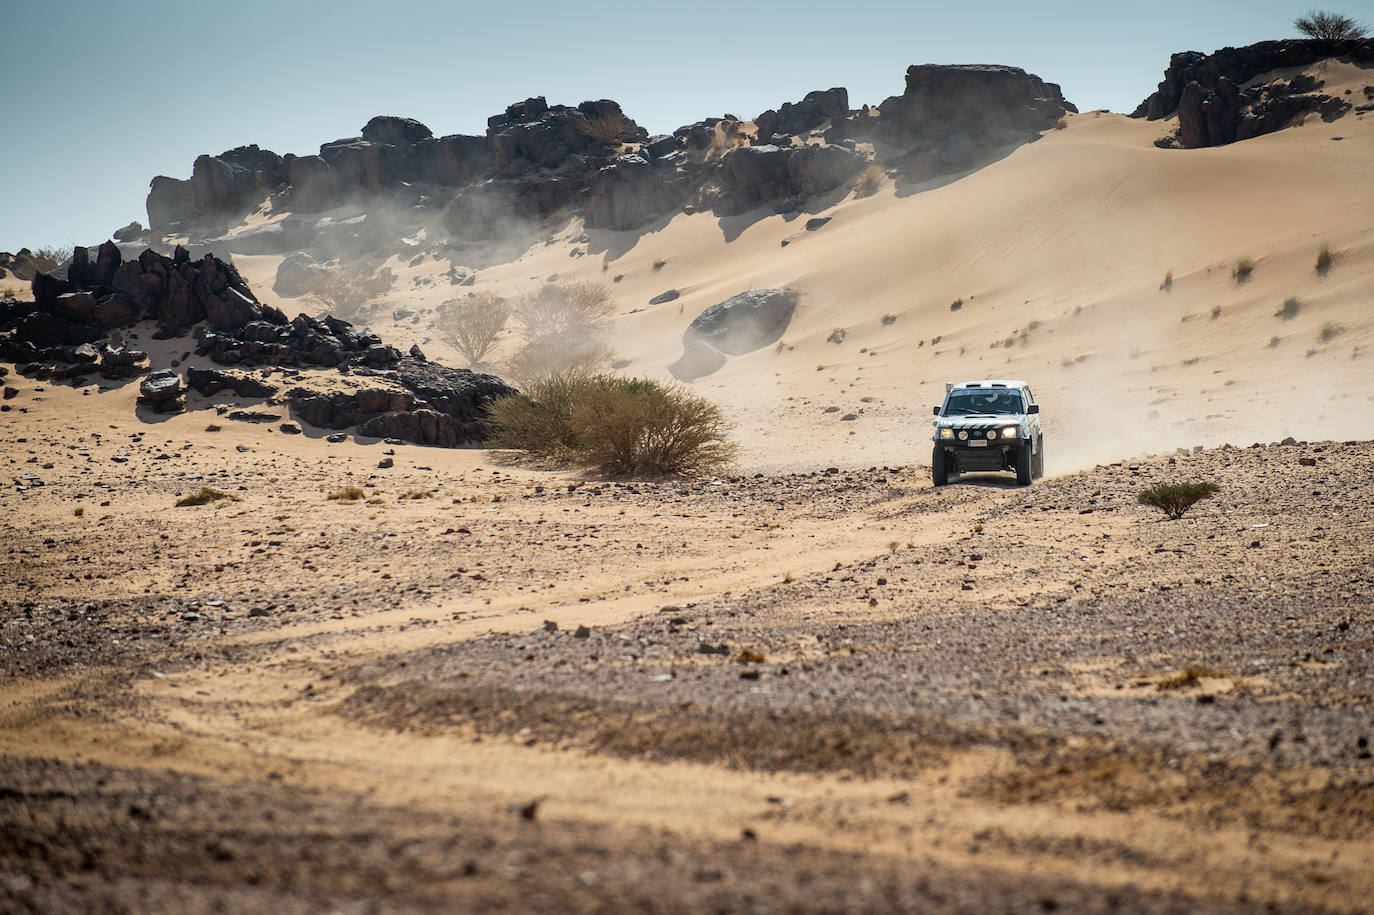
[0,0,1346,252]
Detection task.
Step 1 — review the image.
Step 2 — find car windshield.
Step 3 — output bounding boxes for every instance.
[942,390,1024,415]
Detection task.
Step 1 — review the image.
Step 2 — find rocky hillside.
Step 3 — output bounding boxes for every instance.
[1133,37,1374,146]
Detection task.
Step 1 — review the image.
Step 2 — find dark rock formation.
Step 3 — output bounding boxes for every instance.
[186,367,278,399]
[287,358,513,446]
[585,155,690,230]
[137,369,184,412]
[273,252,324,298]
[1135,39,1371,147]
[754,88,849,142]
[1134,38,1374,120]
[787,144,865,197]
[361,115,433,147]
[719,145,795,211]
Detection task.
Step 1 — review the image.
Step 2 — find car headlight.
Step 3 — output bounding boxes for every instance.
[957,430,968,441]
[940,428,953,439]
[986,429,998,440]
[1002,426,1020,439]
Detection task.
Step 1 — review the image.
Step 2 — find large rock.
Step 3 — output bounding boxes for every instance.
[679,288,797,367]
[787,144,864,196]
[1134,38,1374,121]
[754,88,849,141]
[875,64,1073,150]
[137,369,184,412]
[273,252,324,298]
[719,145,794,210]
[319,139,406,198]
[186,367,278,398]
[286,155,336,212]
[146,176,193,232]
[190,145,284,219]
[414,133,493,185]
[585,154,689,230]
[361,115,433,147]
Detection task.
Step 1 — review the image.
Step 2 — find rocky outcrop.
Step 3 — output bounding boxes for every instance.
[753,88,849,143]
[137,369,184,412]
[670,288,797,380]
[873,64,1066,152]
[1134,39,1372,147]
[287,357,513,446]
[186,367,278,399]
[585,154,692,230]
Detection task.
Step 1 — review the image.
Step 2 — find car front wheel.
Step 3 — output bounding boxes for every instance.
[932,445,949,486]
[1015,442,1033,486]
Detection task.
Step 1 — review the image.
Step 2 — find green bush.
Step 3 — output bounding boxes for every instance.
[487,374,736,476]
[1137,481,1220,520]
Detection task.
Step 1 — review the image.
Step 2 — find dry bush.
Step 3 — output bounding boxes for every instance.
[826,327,847,344]
[303,264,393,320]
[1160,270,1173,292]
[175,487,240,507]
[1315,243,1336,274]
[327,486,366,501]
[436,291,511,366]
[1137,481,1219,520]
[1319,321,1345,342]
[1054,116,1068,129]
[853,164,882,198]
[1294,9,1367,40]
[881,314,897,325]
[487,374,735,477]
[1232,257,1254,282]
[578,112,636,146]
[32,246,66,271]
[506,282,618,384]
[1157,664,1228,691]
[1277,296,1302,319]
[652,259,667,271]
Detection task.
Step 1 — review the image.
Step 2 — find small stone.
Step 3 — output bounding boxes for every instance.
[326,433,347,443]
[574,625,591,639]
[279,422,302,435]
[378,457,394,469]
[1298,456,1317,466]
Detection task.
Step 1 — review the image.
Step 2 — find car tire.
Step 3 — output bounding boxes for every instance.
[931,445,949,486]
[1032,436,1045,479]
[1015,442,1033,486]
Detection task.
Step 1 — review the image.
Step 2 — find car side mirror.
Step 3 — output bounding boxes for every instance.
[932,406,941,415]
[1028,404,1040,414]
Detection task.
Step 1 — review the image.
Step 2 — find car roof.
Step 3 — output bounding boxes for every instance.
[947,380,1028,391]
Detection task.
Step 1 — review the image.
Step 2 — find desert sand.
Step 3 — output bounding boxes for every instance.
[2,59,1373,913]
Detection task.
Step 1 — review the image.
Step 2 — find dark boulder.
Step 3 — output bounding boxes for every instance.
[113,221,145,242]
[875,64,1073,151]
[30,272,71,304]
[649,289,680,305]
[414,133,493,185]
[680,288,797,363]
[719,145,794,211]
[99,345,148,380]
[787,144,864,196]
[138,369,184,412]
[754,88,849,141]
[52,292,99,323]
[273,252,324,298]
[361,115,433,147]
[320,139,406,197]
[147,175,193,232]
[186,367,278,398]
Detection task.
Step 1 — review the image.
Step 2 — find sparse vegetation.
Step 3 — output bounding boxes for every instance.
[327,486,366,501]
[1315,243,1336,274]
[1278,296,1302,320]
[853,164,882,198]
[73,507,84,517]
[1160,270,1173,292]
[881,314,897,325]
[175,487,241,507]
[31,246,67,271]
[1157,664,1229,691]
[204,424,222,432]
[949,298,963,312]
[486,373,736,477]
[1233,257,1254,282]
[1269,335,1281,348]
[826,327,847,345]
[1137,481,1220,520]
[577,112,636,147]
[1319,321,1345,342]
[505,281,619,385]
[303,263,393,320]
[436,291,511,366]
[1293,9,1367,40]
[652,259,667,271]
[399,489,434,500]
[1054,116,1068,130]
[1211,305,1222,320]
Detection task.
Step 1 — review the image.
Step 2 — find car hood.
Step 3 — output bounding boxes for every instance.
[936,415,1027,428]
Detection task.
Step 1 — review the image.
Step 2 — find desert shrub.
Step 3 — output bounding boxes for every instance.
[578,112,636,146]
[487,374,736,476]
[881,313,897,325]
[826,327,847,344]
[1319,321,1344,342]
[303,264,393,319]
[853,164,882,198]
[436,291,510,366]
[1054,116,1068,129]
[1160,270,1173,291]
[1157,664,1228,690]
[1294,9,1367,40]
[1315,243,1336,274]
[327,486,365,501]
[506,282,618,384]
[1211,305,1222,319]
[1137,481,1220,520]
[175,487,240,507]
[949,298,963,311]
[32,246,67,271]
[1233,257,1254,281]
[1269,335,1281,348]
[1278,296,1302,319]
[652,259,667,271]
